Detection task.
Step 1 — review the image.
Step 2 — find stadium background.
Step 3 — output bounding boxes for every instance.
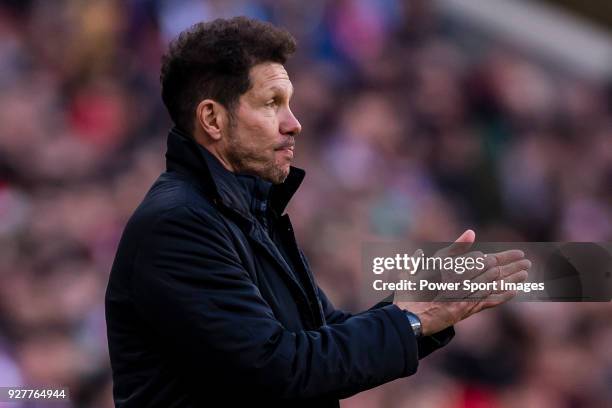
[0,0,611,407]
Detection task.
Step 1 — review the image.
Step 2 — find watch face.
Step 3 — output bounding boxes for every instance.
[404,311,422,336]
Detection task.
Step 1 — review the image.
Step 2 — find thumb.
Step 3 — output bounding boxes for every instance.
[455,229,475,243]
[443,229,476,257]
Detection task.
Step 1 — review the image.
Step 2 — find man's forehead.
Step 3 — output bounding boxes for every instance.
[250,63,292,91]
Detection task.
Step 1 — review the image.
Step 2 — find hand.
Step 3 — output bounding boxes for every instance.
[394,229,531,336]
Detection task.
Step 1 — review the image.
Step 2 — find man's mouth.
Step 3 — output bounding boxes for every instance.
[275,142,295,152]
[275,143,294,159]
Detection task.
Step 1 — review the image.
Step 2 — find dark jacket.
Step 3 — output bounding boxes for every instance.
[105,127,454,407]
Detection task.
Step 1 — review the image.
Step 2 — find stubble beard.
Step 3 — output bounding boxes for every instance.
[225,129,289,185]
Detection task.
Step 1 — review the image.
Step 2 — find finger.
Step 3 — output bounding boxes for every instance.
[490,269,529,294]
[502,268,529,283]
[438,229,475,257]
[473,259,532,285]
[453,250,488,281]
[485,249,525,267]
[439,261,530,302]
[463,268,529,315]
[466,252,499,278]
[478,251,524,280]
[439,250,480,282]
[442,251,498,283]
[467,268,528,301]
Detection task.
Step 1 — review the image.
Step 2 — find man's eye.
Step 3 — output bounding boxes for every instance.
[266,99,278,107]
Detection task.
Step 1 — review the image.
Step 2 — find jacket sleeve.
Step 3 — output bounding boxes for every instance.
[317,287,395,325]
[316,285,354,325]
[131,206,420,400]
[317,287,455,359]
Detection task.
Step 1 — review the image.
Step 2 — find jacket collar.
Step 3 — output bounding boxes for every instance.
[165,126,305,219]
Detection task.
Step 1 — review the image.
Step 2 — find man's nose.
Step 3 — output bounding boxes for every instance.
[280,107,302,136]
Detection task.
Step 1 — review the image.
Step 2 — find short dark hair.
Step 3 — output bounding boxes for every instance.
[160,16,297,134]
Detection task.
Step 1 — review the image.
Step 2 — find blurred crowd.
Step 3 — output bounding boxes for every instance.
[0,0,611,407]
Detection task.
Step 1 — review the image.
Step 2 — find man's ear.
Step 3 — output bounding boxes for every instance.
[196,99,228,141]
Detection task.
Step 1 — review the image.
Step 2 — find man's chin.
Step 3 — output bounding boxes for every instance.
[267,165,290,184]
[270,171,289,184]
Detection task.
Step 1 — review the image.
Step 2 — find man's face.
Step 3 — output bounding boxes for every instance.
[224,62,301,184]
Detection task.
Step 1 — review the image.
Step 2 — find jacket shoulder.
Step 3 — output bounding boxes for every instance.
[109,172,230,276]
[136,171,217,218]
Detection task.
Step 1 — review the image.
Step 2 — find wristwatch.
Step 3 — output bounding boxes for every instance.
[403,310,422,338]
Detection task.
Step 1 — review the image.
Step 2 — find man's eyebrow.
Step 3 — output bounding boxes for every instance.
[266,84,294,97]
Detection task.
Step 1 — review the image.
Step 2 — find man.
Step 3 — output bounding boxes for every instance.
[105,17,529,407]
